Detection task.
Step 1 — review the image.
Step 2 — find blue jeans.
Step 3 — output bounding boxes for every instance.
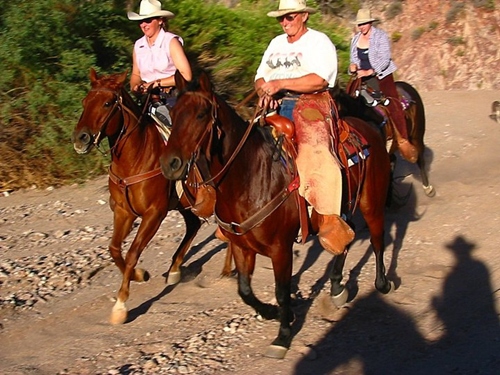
[279,98,297,122]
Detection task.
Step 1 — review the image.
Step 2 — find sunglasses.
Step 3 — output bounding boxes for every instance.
[139,17,158,24]
[276,13,299,23]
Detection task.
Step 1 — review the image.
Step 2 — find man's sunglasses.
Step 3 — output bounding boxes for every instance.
[276,13,299,23]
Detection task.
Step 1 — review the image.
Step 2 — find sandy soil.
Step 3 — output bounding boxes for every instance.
[0,90,499,375]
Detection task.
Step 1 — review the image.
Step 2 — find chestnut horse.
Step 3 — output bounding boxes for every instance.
[160,71,393,358]
[334,79,435,197]
[71,69,229,325]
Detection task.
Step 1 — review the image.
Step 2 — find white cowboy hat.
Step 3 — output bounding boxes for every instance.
[353,9,378,25]
[127,0,174,21]
[267,0,317,18]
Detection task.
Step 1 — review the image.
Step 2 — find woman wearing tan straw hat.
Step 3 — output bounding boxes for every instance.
[349,8,418,163]
[128,0,192,130]
[254,0,355,256]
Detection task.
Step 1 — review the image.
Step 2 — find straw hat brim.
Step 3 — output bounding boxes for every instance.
[127,10,174,21]
[267,6,317,17]
[352,17,378,25]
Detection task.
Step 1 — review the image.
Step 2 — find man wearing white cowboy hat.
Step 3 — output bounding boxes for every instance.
[349,8,418,163]
[254,0,355,256]
[128,0,192,135]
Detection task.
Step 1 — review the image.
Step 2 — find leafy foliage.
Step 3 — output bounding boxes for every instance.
[0,0,352,190]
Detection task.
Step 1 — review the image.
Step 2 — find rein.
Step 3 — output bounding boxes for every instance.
[89,87,164,215]
[183,91,300,236]
[187,92,261,187]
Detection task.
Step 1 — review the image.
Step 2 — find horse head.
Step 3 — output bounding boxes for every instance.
[72,68,133,154]
[160,70,220,181]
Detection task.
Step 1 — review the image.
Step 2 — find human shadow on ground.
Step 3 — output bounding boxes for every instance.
[293,235,500,375]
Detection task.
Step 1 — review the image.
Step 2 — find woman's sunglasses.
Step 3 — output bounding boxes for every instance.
[139,17,158,24]
[276,13,299,23]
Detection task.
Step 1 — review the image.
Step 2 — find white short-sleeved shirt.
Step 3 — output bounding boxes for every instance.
[255,28,338,87]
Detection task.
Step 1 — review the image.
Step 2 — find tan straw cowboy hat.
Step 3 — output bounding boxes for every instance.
[127,0,174,21]
[353,9,378,25]
[267,0,317,18]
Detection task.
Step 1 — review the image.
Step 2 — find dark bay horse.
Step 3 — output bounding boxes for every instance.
[334,79,435,197]
[71,69,228,324]
[160,70,393,358]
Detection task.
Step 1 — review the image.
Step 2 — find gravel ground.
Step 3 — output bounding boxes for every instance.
[1,90,500,375]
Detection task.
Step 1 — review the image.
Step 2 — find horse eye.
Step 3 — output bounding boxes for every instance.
[104,101,113,107]
[197,109,209,120]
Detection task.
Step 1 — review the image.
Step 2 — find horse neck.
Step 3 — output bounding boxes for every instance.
[109,89,164,172]
[212,98,284,194]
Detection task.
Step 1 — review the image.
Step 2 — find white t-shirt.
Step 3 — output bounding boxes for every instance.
[255,28,338,87]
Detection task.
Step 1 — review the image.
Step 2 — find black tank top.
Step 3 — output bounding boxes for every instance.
[357,47,372,70]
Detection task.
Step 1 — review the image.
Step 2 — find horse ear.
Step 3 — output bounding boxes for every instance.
[175,70,188,91]
[198,70,213,93]
[90,68,98,83]
[116,70,128,86]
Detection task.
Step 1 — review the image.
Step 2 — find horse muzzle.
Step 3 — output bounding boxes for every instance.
[72,129,94,155]
[160,154,188,181]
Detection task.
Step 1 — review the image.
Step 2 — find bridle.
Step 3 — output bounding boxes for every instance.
[181,91,258,187]
[86,87,144,154]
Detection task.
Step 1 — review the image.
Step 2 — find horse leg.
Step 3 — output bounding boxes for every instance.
[220,243,235,278]
[232,244,279,320]
[364,214,394,295]
[329,253,349,307]
[265,248,294,359]
[165,209,201,285]
[111,210,166,325]
[417,151,435,197]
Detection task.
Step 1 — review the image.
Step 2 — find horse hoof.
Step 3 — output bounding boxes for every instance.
[110,307,127,325]
[166,271,181,286]
[331,288,348,307]
[134,268,150,282]
[264,344,288,359]
[423,184,436,197]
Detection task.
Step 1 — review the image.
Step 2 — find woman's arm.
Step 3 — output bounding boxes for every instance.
[169,37,192,85]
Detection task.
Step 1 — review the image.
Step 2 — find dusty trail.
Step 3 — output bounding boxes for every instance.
[1,90,499,375]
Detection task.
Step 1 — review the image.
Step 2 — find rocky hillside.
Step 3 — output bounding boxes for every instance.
[360,0,500,91]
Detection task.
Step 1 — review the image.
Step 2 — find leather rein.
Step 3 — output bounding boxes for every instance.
[183,91,299,236]
[89,87,163,216]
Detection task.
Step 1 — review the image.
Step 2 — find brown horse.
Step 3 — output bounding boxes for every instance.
[335,78,435,197]
[160,70,393,358]
[71,68,228,325]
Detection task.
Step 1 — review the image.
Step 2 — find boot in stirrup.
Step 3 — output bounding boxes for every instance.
[318,214,355,255]
[398,138,418,163]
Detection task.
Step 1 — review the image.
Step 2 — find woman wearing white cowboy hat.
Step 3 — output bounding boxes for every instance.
[254,0,355,256]
[349,8,418,163]
[128,0,192,129]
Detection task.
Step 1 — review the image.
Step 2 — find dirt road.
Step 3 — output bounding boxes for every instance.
[1,90,499,374]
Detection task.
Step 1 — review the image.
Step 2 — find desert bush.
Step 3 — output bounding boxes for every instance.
[385,1,403,20]
[411,26,426,40]
[446,1,465,23]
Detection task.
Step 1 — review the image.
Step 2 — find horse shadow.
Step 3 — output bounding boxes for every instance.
[293,235,500,374]
[289,177,420,332]
[126,234,226,323]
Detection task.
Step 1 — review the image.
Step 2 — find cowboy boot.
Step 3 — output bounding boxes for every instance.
[397,138,418,163]
[318,214,355,255]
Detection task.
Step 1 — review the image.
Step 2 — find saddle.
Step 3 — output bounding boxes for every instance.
[262,93,371,241]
